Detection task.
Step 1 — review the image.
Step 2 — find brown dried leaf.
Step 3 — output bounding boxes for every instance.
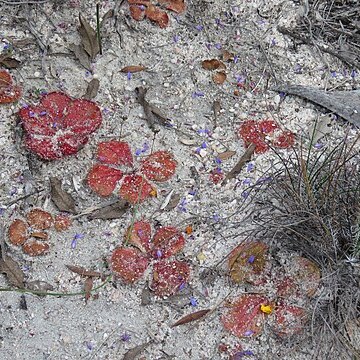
[165,193,181,211]
[26,209,53,230]
[88,199,129,220]
[123,341,152,360]
[78,13,100,60]
[0,255,25,288]
[22,240,49,256]
[84,277,94,301]
[202,59,225,70]
[0,55,21,69]
[66,264,104,278]
[212,71,227,85]
[120,65,146,73]
[8,219,28,246]
[26,280,54,293]
[141,285,152,306]
[217,150,236,161]
[100,9,114,27]
[222,50,234,62]
[69,43,91,70]
[83,78,100,100]
[222,144,256,184]
[171,309,211,327]
[50,177,77,214]
[30,231,48,240]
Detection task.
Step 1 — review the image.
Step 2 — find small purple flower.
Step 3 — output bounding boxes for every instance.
[39,110,47,116]
[190,297,198,307]
[200,141,207,149]
[244,330,254,337]
[178,198,187,212]
[205,43,211,50]
[243,178,251,186]
[330,71,337,78]
[120,333,131,342]
[197,128,210,135]
[195,25,203,31]
[135,148,142,156]
[0,208,5,216]
[85,70,91,77]
[236,74,246,84]
[71,239,77,249]
[192,91,205,98]
[351,69,357,78]
[213,213,221,222]
[314,142,324,149]
[85,341,93,351]
[29,111,35,118]
[156,249,162,258]
[127,71,132,80]
[214,43,222,50]
[248,255,255,264]
[74,233,84,240]
[246,162,255,172]
[215,157,222,165]
[241,191,249,199]
[271,38,276,46]
[233,55,239,64]
[279,91,286,99]
[233,350,255,359]
[138,4,145,10]
[173,34,179,43]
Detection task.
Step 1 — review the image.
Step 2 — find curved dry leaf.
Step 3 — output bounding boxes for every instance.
[66,264,104,278]
[171,309,211,327]
[89,200,129,220]
[120,65,146,73]
[123,341,152,360]
[0,55,21,69]
[0,255,25,288]
[212,71,227,85]
[50,177,76,214]
[217,150,236,161]
[84,277,94,302]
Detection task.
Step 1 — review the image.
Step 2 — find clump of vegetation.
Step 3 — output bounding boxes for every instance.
[250,133,360,358]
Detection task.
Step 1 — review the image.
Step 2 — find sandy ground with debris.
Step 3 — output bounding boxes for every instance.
[0,1,359,359]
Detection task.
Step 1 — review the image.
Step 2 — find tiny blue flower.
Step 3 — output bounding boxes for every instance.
[248,255,255,263]
[190,297,198,306]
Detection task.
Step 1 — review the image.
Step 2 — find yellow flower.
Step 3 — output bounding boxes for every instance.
[260,304,273,314]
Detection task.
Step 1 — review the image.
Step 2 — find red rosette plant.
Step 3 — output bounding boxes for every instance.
[222,241,321,338]
[128,0,186,28]
[18,92,102,160]
[239,119,295,154]
[87,140,177,204]
[110,220,190,297]
[0,69,21,104]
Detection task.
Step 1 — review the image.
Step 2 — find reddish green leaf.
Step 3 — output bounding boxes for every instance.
[96,140,133,167]
[152,226,185,259]
[273,130,295,149]
[87,164,123,197]
[119,174,155,204]
[110,247,149,283]
[124,220,152,253]
[151,260,190,297]
[141,151,177,182]
[273,305,307,337]
[221,294,268,338]
[228,241,268,285]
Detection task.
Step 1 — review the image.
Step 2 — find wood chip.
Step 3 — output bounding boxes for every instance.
[171,309,211,327]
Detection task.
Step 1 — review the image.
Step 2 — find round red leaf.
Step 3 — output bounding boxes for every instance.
[22,240,49,256]
[110,247,149,283]
[221,294,268,338]
[0,69,21,104]
[119,174,155,204]
[63,98,102,135]
[19,106,57,136]
[151,260,190,297]
[8,219,28,246]
[87,164,123,197]
[40,92,71,120]
[259,119,278,134]
[152,226,185,259]
[238,120,269,154]
[141,151,177,182]
[97,140,133,166]
[26,209,53,230]
[57,133,89,157]
[24,135,62,160]
[274,305,307,337]
[209,168,224,184]
[54,214,72,232]
[124,220,152,253]
[273,130,295,149]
